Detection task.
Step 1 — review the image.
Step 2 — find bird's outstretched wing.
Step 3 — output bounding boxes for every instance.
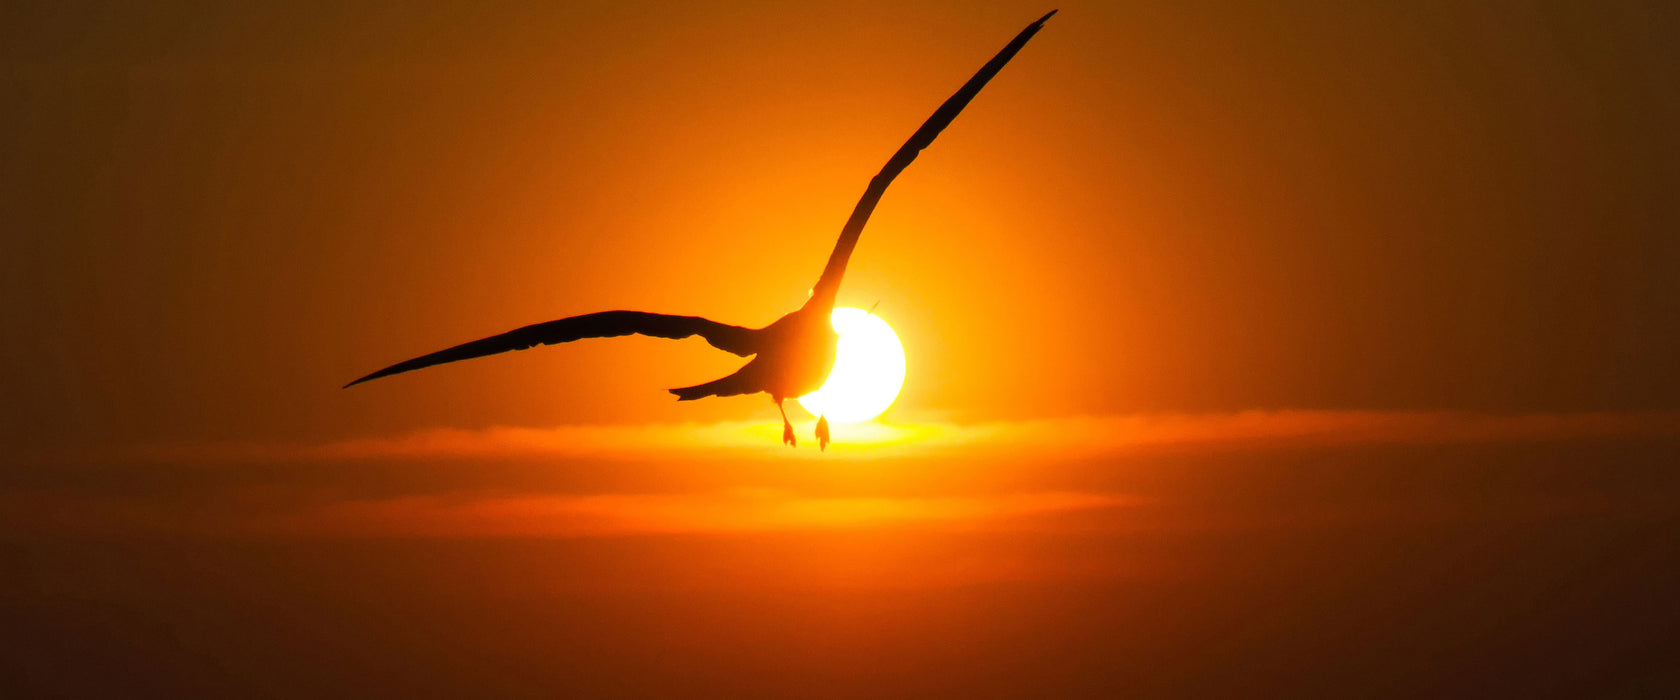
[344,311,758,388]
[807,10,1056,309]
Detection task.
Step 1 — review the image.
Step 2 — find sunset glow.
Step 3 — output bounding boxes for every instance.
[6,3,1677,696]
[797,307,907,423]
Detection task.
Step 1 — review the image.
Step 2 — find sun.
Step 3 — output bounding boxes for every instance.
[798,307,906,424]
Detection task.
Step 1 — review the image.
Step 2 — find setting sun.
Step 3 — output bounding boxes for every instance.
[798,307,907,423]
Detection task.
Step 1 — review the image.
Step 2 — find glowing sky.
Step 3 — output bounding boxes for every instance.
[3,1,1676,452]
[3,3,1679,696]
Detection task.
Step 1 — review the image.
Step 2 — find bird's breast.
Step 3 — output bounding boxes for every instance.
[760,313,839,401]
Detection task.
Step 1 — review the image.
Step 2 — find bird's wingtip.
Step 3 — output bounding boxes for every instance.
[1037,9,1058,24]
[342,372,378,389]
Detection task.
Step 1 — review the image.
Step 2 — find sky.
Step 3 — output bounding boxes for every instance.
[3,1,1679,696]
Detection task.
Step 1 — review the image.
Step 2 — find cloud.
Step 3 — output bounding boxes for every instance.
[125,410,1680,465]
[7,410,1674,540]
[255,490,1131,538]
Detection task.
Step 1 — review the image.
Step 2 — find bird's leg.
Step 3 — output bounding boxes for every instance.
[777,399,796,447]
[816,415,831,452]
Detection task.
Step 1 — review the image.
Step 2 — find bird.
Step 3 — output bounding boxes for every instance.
[344,11,1056,447]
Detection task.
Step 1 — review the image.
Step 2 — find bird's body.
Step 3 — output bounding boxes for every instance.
[346,11,1056,446]
[668,303,837,403]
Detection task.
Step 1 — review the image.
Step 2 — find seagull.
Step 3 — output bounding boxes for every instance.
[345,11,1056,447]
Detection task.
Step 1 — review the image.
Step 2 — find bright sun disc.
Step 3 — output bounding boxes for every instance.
[797,307,906,424]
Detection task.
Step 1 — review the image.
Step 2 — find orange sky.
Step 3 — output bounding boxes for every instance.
[4,1,1677,452]
[3,5,1679,694]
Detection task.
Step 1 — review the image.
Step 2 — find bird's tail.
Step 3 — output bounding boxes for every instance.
[668,383,716,401]
[669,368,756,401]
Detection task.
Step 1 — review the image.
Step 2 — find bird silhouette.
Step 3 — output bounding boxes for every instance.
[345,11,1056,447]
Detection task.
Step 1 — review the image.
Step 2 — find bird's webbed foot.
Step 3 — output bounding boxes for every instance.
[782,421,797,447]
[816,415,831,452]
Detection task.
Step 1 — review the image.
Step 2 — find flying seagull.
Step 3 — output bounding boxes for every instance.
[345,10,1056,448]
